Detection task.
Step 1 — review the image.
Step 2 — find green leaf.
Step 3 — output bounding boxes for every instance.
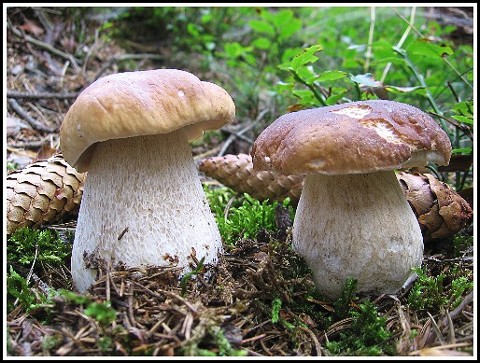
[187,23,200,37]
[58,289,90,305]
[275,81,295,92]
[386,87,426,97]
[279,19,302,40]
[325,91,347,105]
[350,73,381,87]
[408,39,454,58]
[370,56,406,67]
[452,101,473,116]
[292,89,318,106]
[84,302,117,325]
[384,85,425,93]
[271,298,282,323]
[290,44,323,69]
[281,47,303,63]
[249,19,275,35]
[451,115,473,125]
[223,42,244,58]
[267,10,301,40]
[451,147,472,155]
[252,37,271,50]
[296,66,318,85]
[270,9,294,28]
[316,70,347,82]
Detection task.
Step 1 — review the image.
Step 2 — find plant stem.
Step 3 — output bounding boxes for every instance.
[394,47,450,134]
[380,7,416,83]
[364,7,376,73]
[290,69,327,106]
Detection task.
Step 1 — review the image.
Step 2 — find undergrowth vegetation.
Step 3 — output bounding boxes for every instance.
[104,6,473,189]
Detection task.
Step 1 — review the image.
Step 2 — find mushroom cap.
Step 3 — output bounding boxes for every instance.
[60,69,235,172]
[251,100,452,175]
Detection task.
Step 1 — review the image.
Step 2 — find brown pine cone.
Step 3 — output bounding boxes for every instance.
[198,153,473,241]
[397,171,473,241]
[198,153,304,202]
[6,155,86,234]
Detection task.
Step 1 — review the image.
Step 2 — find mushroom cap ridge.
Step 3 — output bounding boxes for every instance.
[251,100,451,176]
[60,69,235,172]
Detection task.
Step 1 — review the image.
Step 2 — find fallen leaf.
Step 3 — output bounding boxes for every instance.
[19,21,44,37]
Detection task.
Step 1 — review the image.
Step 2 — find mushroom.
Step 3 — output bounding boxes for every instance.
[60,69,235,292]
[251,100,452,299]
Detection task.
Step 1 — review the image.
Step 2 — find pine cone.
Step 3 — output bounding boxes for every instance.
[198,153,304,202]
[6,155,86,234]
[198,153,473,241]
[397,171,473,241]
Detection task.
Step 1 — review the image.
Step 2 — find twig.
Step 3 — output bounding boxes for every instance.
[218,109,268,157]
[298,326,323,356]
[8,21,81,71]
[445,291,474,321]
[13,243,40,307]
[93,53,165,81]
[193,146,221,162]
[241,333,267,344]
[8,139,53,150]
[425,256,474,264]
[426,312,446,345]
[7,90,80,99]
[408,342,472,356]
[7,98,56,133]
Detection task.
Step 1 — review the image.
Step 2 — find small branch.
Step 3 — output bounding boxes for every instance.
[8,139,52,150]
[7,90,80,99]
[298,325,323,356]
[8,21,81,72]
[446,290,473,321]
[13,244,39,307]
[425,256,474,264]
[218,112,265,157]
[93,53,165,81]
[7,98,56,133]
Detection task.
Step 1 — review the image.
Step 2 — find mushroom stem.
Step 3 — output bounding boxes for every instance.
[71,130,223,292]
[293,171,423,299]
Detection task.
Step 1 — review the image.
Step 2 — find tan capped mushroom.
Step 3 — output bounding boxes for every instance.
[60,69,235,292]
[251,100,452,299]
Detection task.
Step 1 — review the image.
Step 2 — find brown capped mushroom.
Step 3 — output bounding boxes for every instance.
[60,69,235,292]
[251,100,452,299]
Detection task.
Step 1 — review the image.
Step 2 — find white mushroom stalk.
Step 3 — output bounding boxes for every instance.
[294,171,423,299]
[72,131,222,292]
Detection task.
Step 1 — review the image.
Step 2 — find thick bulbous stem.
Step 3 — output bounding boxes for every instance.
[71,131,222,292]
[293,171,423,299]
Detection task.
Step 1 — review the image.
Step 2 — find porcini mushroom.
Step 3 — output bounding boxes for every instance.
[251,100,451,299]
[60,69,235,292]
